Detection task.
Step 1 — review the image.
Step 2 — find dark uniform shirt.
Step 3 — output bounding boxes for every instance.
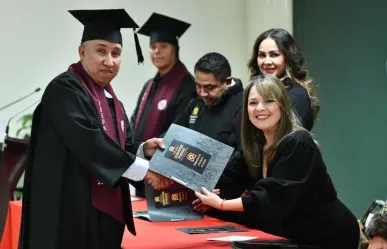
[174,78,244,149]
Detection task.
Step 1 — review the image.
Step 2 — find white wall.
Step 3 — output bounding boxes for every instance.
[0,0,247,137]
[245,0,293,79]
[0,0,293,138]
[0,0,292,189]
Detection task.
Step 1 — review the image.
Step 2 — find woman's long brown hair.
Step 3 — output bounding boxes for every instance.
[241,74,303,179]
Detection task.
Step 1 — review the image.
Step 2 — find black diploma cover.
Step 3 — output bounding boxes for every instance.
[149,124,234,193]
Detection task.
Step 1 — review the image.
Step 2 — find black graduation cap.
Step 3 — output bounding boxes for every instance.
[137,13,191,47]
[69,8,144,64]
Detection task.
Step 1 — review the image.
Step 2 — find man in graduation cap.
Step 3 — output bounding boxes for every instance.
[130,13,196,197]
[19,9,173,249]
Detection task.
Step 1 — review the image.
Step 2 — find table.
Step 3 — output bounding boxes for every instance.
[1,199,281,249]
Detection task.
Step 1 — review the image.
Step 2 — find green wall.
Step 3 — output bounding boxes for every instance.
[293,0,387,217]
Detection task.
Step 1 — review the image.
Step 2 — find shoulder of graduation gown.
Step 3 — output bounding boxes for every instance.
[239,130,359,247]
[19,72,139,249]
[169,73,197,115]
[216,147,252,200]
[159,73,196,137]
[129,78,153,137]
[114,99,142,154]
[240,130,335,221]
[134,73,196,139]
[283,78,315,131]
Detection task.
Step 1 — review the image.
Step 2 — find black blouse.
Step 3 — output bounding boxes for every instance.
[218,130,359,248]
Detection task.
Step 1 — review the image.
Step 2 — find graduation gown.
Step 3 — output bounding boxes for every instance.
[218,130,360,249]
[130,60,196,143]
[283,77,314,131]
[130,61,196,196]
[19,72,141,249]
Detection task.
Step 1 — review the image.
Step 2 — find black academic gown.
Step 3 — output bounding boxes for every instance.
[19,72,140,249]
[130,73,196,144]
[130,68,196,197]
[218,130,360,249]
[283,78,314,131]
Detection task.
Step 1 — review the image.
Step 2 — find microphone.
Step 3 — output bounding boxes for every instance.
[0,87,41,112]
[5,100,41,136]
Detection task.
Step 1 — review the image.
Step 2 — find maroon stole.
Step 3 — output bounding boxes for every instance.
[67,62,129,225]
[134,60,189,140]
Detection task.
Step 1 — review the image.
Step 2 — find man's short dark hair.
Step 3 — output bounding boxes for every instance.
[194,52,231,83]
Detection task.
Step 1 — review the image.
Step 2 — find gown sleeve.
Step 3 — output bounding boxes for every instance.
[42,73,137,188]
[288,86,314,131]
[158,75,196,138]
[122,103,142,155]
[217,149,251,199]
[241,131,319,222]
[129,80,150,134]
[216,109,242,150]
[171,75,196,121]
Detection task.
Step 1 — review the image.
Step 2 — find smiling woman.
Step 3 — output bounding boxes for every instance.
[247,28,318,131]
[247,80,283,134]
[241,74,303,177]
[257,38,286,77]
[194,74,360,249]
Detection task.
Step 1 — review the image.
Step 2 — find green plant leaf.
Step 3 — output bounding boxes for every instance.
[20,114,33,128]
[15,113,34,139]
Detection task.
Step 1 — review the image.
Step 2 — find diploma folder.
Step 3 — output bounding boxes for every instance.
[149,124,234,193]
[133,182,204,222]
